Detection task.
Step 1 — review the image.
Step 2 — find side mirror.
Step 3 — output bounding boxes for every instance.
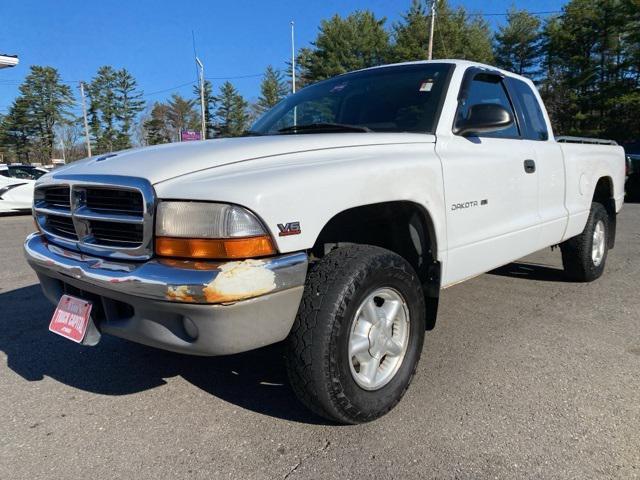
[454,103,514,136]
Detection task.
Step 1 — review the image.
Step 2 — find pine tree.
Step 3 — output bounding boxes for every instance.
[88,66,145,153]
[142,102,172,145]
[298,11,391,83]
[256,66,288,114]
[0,97,36,162]
[431,1,494,63]
[539,0,639,141]
[392,0,430,62]
[494,8,542,76]
[391,1,494,64]
[214,81,249,137]
[166,94,198,140]
[14,66,75,162]
[88,66,118,153]
[114,68,145,149]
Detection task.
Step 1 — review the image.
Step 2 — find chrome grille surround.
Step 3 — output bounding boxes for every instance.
[34,175,155,260]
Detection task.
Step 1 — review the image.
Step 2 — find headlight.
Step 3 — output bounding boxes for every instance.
[155,201,276,260]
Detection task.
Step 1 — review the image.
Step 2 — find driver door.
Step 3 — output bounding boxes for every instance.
[438,70,541,286]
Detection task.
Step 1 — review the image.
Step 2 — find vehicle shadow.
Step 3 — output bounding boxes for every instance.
[0,211,32,217]
[0,284,327,425]
[488,262,569,282]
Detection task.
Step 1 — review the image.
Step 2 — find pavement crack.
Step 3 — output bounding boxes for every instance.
[283,440,330,479]
[283,461,301,479]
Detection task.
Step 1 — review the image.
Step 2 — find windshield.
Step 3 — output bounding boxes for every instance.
[251,63,453,135]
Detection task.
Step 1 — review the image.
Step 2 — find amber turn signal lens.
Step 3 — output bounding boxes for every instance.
[155,235,276,260]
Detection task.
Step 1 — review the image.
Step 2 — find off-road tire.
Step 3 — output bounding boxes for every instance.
[560,202,609,282]
[286,245,426,424]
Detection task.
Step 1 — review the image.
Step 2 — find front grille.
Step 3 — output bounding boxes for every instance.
[46,215,77,239]
[42,186,71,209]
[85,188,144,215]
[34,178,154,260]
[89,220,143,246]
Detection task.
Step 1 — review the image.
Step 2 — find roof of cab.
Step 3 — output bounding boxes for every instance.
[352,59,533,84]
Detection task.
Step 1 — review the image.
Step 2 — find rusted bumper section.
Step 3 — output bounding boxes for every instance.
[24,233,308,355]
[24,233,307,304]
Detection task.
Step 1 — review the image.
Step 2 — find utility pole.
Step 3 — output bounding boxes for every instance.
[290,21,296,94]
[79,82,92,157]
[195,57,206,140]
[428,0,436,61]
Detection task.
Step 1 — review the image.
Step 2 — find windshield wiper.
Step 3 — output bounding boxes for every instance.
[277,122,372,134]
[241,130,266,137]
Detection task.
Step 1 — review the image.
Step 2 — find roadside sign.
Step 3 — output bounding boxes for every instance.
[181,130,201,142]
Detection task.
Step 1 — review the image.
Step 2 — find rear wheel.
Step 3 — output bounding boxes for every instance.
[286,245,426,424]
[560,202,610,282]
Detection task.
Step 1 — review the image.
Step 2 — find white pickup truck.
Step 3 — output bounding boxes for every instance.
[25,60,625,423]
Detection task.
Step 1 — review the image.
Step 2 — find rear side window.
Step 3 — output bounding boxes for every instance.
[507,78,549,141]
[455,73,520,139]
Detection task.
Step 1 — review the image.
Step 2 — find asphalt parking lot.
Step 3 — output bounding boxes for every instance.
[1,207,639,480]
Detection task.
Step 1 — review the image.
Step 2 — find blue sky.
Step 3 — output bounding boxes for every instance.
[0,0,563,117]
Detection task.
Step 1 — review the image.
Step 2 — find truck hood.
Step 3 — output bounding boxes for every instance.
[51,133,435,184]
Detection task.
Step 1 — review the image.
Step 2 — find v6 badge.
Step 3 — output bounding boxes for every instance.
[277,222,301,237]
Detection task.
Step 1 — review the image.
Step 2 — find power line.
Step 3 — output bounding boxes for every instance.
[143,80,196,98]
[205,72,266,80]
[1,75,268,112]
[431,9,562,18]
[466,10,561,17]
[2,71,270,87]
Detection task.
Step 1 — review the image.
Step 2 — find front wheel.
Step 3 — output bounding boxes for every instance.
[286,245,426,424]
[560,202,610,282]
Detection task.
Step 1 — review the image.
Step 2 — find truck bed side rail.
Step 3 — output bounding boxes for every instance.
[556,136,618,146]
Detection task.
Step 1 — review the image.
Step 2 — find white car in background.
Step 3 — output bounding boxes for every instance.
[0,164,48,214]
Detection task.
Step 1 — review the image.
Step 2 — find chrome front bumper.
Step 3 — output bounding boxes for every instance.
[24,233,308,355]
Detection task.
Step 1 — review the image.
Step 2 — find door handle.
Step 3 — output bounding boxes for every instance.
[524,159,536,173]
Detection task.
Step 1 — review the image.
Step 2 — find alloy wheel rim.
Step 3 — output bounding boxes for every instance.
[592,220,606,267]
[348,287,410,391]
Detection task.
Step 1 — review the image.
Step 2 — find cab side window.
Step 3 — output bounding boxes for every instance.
[507,78,549,141]
[456,73,519,139]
